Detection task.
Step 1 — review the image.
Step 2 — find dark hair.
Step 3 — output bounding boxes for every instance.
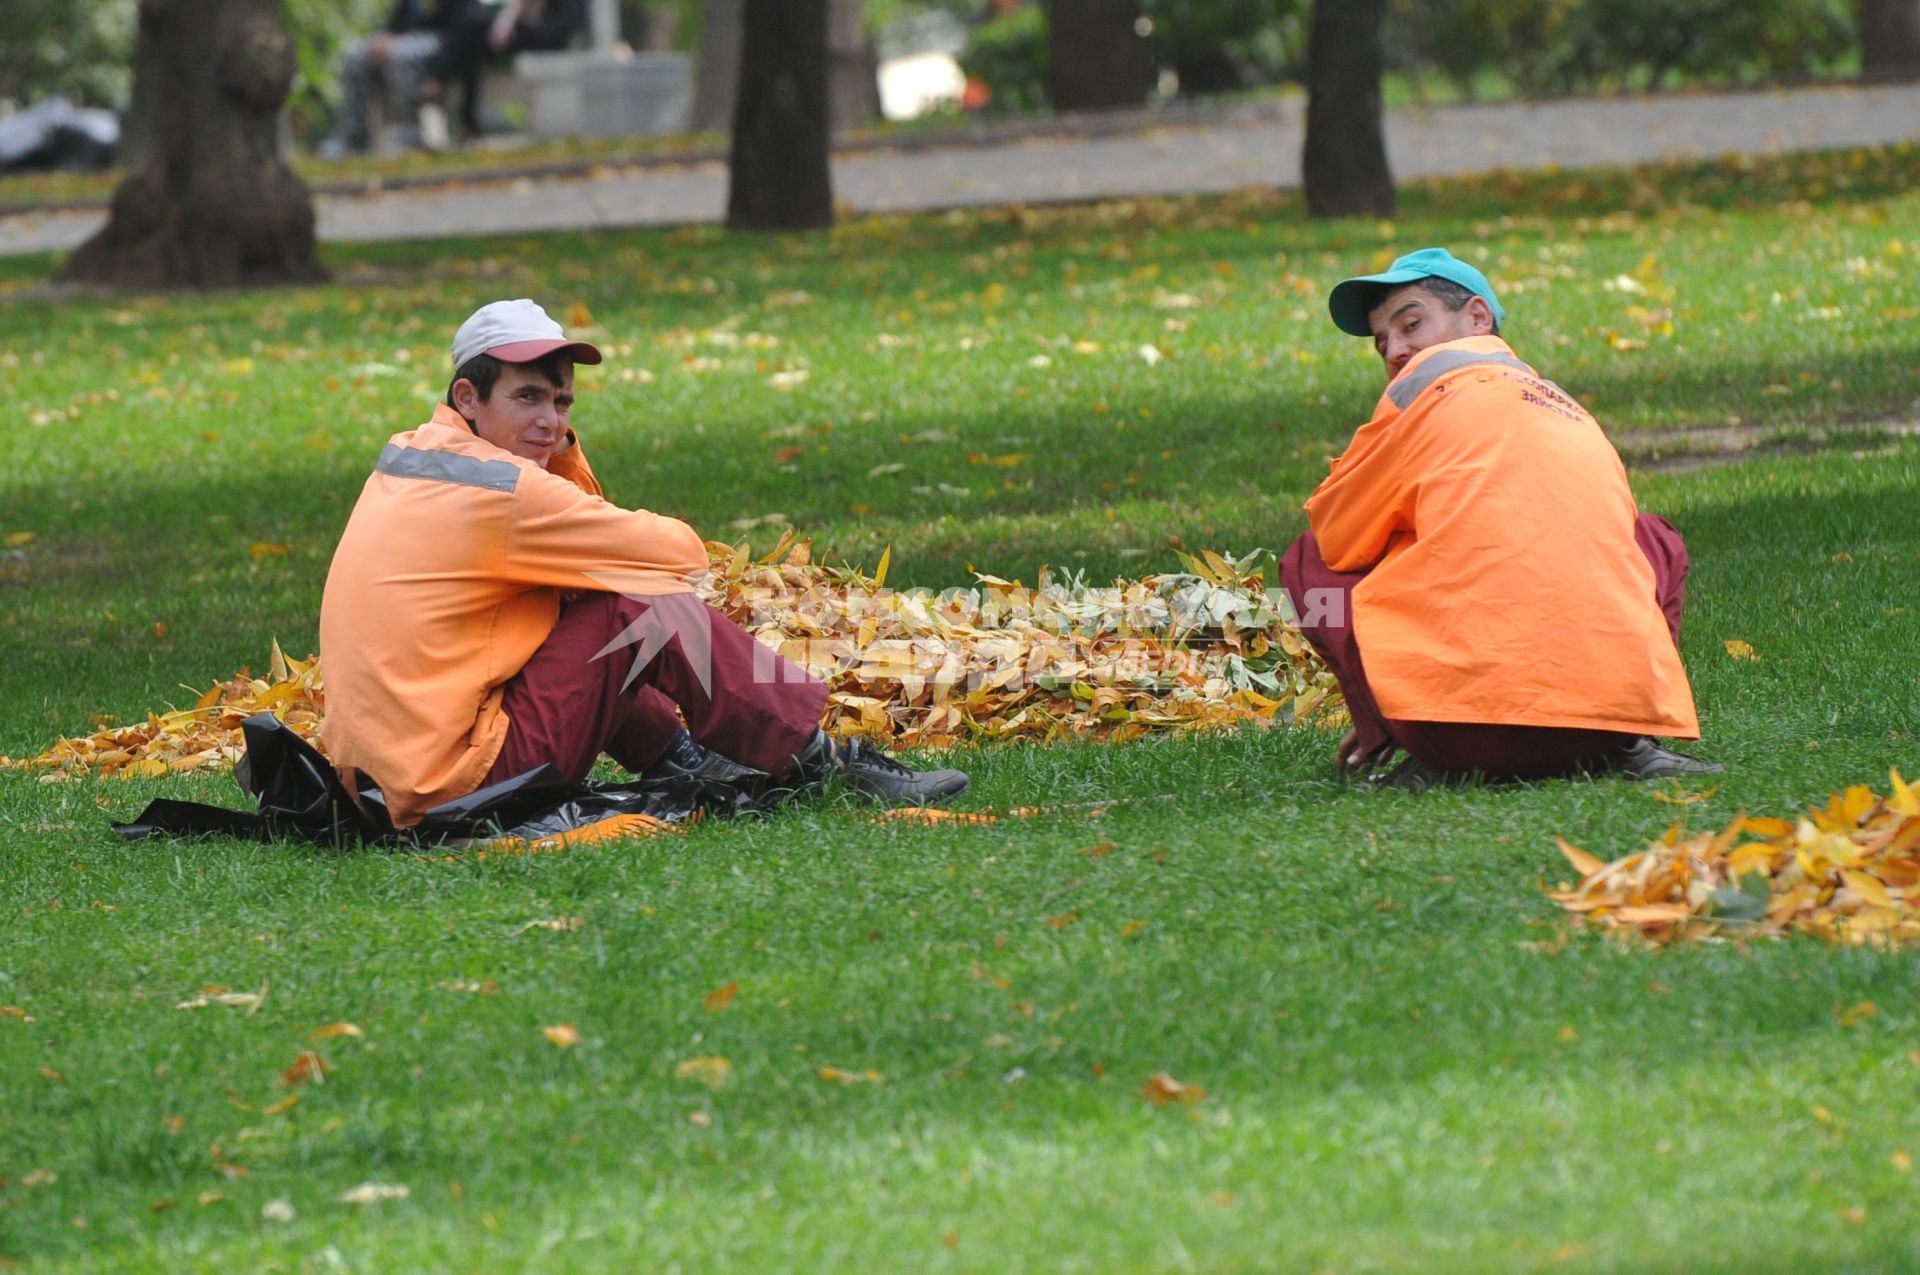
[1415,276,1499,334]
[447,351,570,411]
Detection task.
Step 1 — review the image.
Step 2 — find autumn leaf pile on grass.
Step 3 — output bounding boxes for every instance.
[2,535,1336,781]
[1549,770,1920,947]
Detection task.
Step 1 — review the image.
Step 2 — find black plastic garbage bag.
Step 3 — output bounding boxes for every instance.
[0,97,119,173]
[113,715,765,847]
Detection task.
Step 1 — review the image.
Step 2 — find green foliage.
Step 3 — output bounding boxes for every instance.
[1141,0,1311,87]
[0,0,137,107]
[958,5,1048,111]
[1392,0,1857,97]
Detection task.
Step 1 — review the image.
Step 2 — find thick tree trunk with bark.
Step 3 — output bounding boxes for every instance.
[726,0,832,231]
[1302,0,1396,219]
[691,0,745,133]
[61,0,322,290]
[1860,0,1920,80]
[1047,0,1155,111]
[828,0,881,133]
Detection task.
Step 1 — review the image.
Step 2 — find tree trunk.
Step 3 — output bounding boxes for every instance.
[1860,0,1920,80]
[1046,0,1155,112]
[691,0,745,133]
[726,0,832,231]
[1302,0,1396,219]
[61,0,322,290]
[828,0,881,133]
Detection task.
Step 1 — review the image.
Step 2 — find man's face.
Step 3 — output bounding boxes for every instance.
[1367,283,1493,379]
[456,361,574,467]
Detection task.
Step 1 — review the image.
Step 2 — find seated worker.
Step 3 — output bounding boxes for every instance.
[319,0,478,158]
[319,299,968,827]
[1279,248,1721,790]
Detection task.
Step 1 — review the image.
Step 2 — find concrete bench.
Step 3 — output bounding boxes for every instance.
[482,0,691,139]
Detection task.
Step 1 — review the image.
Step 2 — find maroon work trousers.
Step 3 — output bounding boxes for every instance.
[1278,514,1690,780]
[482,591,829,787]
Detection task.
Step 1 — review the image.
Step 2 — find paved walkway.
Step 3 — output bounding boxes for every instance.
[5,80,1919,257]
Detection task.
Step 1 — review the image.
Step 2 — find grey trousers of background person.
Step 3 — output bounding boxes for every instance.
[329,31,443,153]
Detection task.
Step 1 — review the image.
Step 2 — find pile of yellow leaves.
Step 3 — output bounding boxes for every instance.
[2,536,1337,780]
[1548,770,1920,947]
[707,532,1338,750]
[5,641,324,782]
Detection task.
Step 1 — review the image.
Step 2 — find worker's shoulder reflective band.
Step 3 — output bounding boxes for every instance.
[374,444,521,493]
[1385,350,1536,410]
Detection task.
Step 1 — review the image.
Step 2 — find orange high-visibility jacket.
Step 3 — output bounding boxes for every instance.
[1304,335,1700,737]
[319,404,707,826]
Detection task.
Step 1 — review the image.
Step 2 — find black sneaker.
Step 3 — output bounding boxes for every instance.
[788,731,969,807]
[1365,753,1457,793]
[1591,736,1724,781]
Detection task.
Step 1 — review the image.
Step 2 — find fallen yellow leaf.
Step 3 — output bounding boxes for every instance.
[542,1023,581,1049]
[702,983,739,1012]
[818,1066,884,1085]
[674,1055,733,1088]
[1139,1071,1205,1106]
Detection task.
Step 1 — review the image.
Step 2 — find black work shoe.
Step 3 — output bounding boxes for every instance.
[837,738,971,806]
[644,745,769,789]
[1366,753,1457,793]
[1591,736,1724,781]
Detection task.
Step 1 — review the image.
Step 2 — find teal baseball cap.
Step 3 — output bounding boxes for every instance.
[1327,247,1506,337]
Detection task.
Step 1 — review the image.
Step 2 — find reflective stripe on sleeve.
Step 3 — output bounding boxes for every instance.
[1385,349,1537,410]
[374,444,521,493]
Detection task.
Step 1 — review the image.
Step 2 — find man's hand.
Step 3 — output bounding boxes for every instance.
[488,2,527,51]
[1335,727,1391,777]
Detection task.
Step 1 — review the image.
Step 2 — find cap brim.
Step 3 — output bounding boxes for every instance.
[485,338,603,366]
[1327,268,1428,337]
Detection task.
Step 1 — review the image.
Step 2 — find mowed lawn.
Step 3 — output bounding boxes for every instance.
[1,150,1918,1272]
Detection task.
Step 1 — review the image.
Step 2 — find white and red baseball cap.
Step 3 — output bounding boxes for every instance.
[451,298,603,369]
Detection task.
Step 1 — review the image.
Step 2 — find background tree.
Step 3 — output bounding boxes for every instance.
[1047,0,1155,110]
[690,0,744,132]
[61,0,323,289]
[828,0,883,131]
[1302,0,1395,218]
[1860,0,1920,77]
[726,0,833,230]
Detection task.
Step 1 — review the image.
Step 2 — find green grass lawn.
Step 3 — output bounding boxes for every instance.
[2,149,1918,1272]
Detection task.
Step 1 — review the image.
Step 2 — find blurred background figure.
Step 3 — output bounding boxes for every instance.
[320,0,480,157]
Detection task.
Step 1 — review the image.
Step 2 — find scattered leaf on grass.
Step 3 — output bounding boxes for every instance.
[674,1056,733,1088]
[1893,1151,1912,1173]
[20,1169,56,1187]
[174,983,269,1014]
[688,1110,713,1128]
[260,1199,295,1223]
[1139,1072,1206,1106]
[196,1191,225,1207]
[1044,912,1079,930]
[262,1095,300,1117]
[703,983,739,1012]
[309,1022,363,1041]
[818,1066,884,1085]
[518,916,586,934]
[440,980,499,996]
[0,1006,33,1022]
[542,1024,581,1049]
[281,1052,329,1086]
[1723,639,1759,661]
[1836,1000,1878,1027]
[339,1182,410,1205]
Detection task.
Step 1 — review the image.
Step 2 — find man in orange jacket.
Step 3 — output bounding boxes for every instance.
[319,299,967,826]
[1279,248,1721,790]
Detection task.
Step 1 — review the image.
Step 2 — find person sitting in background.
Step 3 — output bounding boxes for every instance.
[432,0,588,141]
[1279,248,1722,791]
[320,0,479,158]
